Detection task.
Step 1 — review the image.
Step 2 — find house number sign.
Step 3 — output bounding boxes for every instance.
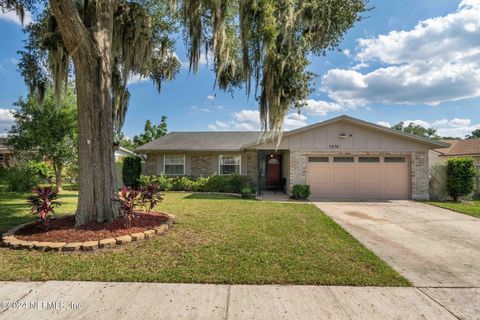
[328,144,340,149]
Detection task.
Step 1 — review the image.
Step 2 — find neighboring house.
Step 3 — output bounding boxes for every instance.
[114,146,137,161]
[136,115,448,200]
[430,138,480,199]
[0,138,13,168]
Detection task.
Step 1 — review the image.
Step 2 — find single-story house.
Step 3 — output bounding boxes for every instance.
[114,146,138,161]
[136,115,448,200]
[0,138,13,168]
[429,138,480,199]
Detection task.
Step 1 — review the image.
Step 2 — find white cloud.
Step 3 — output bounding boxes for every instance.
[207,95,215,100]
[127,73,148,85]
[0,10,33,26]
[303,99,344,116]
[395,117,480,138]
[377,121,391,127]
[208,109,308,131]
[0,108,14,135]
[403,119,432,128]
[448,118,471,127]
[343,49,351,57]
[321,0,480,106]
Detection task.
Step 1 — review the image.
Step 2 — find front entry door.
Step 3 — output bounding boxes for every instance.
[266,155,281,190]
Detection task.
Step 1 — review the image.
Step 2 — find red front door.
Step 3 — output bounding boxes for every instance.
[266,155,281,189]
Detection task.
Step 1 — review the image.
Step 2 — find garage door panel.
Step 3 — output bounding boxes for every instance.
[307,155,410,200]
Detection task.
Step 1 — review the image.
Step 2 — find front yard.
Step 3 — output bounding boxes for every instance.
[425,200,480,218]
[0,191,409,286]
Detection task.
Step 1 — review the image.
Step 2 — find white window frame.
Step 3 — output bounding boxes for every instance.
[218,154,241,175]
[163,154,185,176]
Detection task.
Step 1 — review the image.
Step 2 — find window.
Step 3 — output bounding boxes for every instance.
[309,157,329,162]
[333,157,354,163]
[0,154,4,162]
[359,157,380,163]
[384,157,406,163]
[164,155,185,175]
[219,155,241,175]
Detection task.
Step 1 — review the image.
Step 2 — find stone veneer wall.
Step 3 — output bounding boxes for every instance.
[411,151,429,200]
[289,151,308,190]
[289,150,430,200]
[246,152,257,186]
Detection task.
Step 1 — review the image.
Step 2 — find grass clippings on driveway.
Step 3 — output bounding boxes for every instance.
[425,200,480,218]
[0,191,409,286]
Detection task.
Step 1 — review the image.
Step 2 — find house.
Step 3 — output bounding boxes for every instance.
[0,138,13,168]
[136,115,448,200]
[114,146,138,161]
[429,138,480,199]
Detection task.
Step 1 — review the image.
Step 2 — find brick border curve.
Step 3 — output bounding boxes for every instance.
[0,214,175,252]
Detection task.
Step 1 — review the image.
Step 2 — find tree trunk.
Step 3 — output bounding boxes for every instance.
[53,162,63,192]
[50,0,119,225]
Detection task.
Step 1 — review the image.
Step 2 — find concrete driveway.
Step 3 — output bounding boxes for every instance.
[314,200,480,287]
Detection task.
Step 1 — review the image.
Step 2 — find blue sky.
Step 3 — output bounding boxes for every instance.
[1,0,480,138]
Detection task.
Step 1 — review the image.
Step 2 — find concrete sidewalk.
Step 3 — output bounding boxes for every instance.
[0,281,479,320]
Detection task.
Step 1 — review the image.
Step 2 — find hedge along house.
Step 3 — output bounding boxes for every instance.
[136,115,448,200]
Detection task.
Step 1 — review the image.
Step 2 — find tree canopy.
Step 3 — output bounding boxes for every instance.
[118,116,168,150]
[466,129,480,139]
[392,122,440,140]
[12,0,367,137]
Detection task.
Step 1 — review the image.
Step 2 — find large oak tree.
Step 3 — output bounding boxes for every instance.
[2,0,366,225]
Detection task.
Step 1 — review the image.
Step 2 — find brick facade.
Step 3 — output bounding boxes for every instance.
[191,155,213,177]
[289,151,308,190]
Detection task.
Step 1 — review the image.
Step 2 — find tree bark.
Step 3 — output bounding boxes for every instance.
[53,162,63,192]
[50,0,119,225]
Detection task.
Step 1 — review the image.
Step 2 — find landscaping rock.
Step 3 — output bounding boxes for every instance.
[130,233,145,241]
[2,236,15,245]
[81,241,98,251]
[21,241,39,250]
[47,242,67,252]
[116,235,132,245]
[98,238,116,248]
[63,242,82,252]
[143,230,156,238]
[154,225,168,234]
[34,242,52,251]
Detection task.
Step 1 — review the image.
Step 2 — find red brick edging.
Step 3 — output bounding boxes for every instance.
[0,215,175,252]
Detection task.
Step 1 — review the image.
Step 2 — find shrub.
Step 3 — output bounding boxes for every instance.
[5,161,53,192]
[292,184,310,200]
[117,186,140,228]
[122,156,142,189]
[27,186,61,230]
[446,157,477,202]
[26,161,54,182]
[241,187,254,199]
[139,184,163,213]
[139,174,254,194]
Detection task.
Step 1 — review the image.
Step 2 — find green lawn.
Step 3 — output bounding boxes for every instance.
[0,190,409,286]
[425,200,480,218]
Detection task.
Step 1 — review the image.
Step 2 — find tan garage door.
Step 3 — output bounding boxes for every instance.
[307,155,410,200]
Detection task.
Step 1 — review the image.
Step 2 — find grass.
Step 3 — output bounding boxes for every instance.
[425,200,480,218]
[0,190,409,286]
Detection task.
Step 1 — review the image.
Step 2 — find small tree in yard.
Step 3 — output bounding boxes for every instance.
[446,157,477,202]
[8,88,77,192]
[122,156,142,189]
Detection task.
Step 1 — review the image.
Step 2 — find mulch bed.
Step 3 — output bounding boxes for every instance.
[14,212,169,242]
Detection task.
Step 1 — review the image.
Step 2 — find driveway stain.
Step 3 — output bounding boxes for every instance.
[345,211,389,222]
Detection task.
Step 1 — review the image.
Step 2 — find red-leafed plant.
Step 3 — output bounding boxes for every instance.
[118,186,140,228]
[27,186,61,230]
[139,184,163,213]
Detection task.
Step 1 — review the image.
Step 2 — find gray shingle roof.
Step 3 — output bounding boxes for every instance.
[135,132,262,152]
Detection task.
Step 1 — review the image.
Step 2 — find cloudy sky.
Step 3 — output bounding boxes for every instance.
[1,0,479,138]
